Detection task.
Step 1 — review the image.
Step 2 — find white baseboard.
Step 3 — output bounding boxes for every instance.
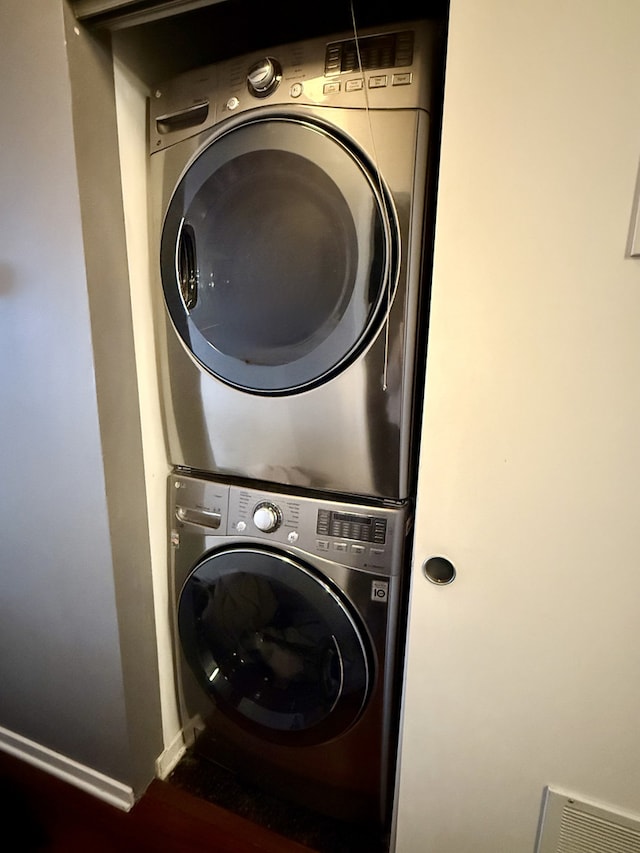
[154,716,203,780]
[0,724,135,812]
[154,729,187,780]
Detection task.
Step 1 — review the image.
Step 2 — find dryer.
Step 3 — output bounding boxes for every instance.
[169,471,410,825]
[149,19,441,501]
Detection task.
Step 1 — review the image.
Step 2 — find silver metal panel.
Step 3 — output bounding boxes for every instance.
[171,473,411,578]
[168,471,411,824]
[149,20,438,152]
[150,107,431,499]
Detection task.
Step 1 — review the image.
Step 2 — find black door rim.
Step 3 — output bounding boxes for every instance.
[160,112,401,396]
[177,545,374,746]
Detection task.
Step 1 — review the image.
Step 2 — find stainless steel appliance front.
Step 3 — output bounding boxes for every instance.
[169,471,410,824]
[150,20,440,500]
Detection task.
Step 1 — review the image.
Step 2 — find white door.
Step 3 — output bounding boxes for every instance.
[394,1,640,851]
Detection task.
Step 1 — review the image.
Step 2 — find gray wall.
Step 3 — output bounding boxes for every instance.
[0,0,162,792]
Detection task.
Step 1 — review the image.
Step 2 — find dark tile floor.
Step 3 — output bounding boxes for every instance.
[168,747,389,853]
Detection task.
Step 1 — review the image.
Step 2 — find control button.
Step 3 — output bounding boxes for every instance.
[226,96,240,110]
[317,540,330,551]
[236,521,247,533]
[287,531,299,544]
[316,509,331,536]
[368,75,388,89]
[247,56,282,98]
[345,79,363,92]
[290,82,303,98]
[333,542,348,552]
[395,32,415,65]
[253,502,281,533]
[324,44,341,75]
[323,81,341,95]
[370,547,385,558]
[373,519,387,544]
[351,544,365,555]
[392,72,413,86]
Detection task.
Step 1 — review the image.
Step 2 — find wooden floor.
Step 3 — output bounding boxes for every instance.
[0,749,318,853]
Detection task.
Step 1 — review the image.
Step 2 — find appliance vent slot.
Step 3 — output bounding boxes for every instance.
[537,787,640,853]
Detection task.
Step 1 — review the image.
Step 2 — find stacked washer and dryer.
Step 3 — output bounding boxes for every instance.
[149,17,440,830]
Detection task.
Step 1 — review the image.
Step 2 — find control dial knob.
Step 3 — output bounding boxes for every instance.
[247,56,282,98]
[253,502,281,533]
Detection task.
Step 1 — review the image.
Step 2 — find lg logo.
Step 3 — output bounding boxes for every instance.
[371,581,389,602]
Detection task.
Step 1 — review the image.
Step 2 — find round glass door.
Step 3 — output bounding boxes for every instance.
[178,547,372,745]
[160,114,399,394]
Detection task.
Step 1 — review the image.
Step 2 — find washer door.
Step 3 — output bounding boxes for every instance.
[178,547,372,745]
[160,114,399,395]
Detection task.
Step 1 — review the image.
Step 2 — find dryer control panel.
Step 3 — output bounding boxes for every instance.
[171,473,410,577]
[149,18,440,153]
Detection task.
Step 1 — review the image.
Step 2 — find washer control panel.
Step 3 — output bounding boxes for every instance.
[171,474,409,577]
[316,509,386,545]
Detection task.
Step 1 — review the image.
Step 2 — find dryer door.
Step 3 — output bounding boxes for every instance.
[178,546,372,746]
[160,114,400,395]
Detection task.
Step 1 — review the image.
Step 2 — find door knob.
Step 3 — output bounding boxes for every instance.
[422,556,456,585]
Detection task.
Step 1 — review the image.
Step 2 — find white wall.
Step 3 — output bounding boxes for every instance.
[0,0,131,778]
[0,0,162,799]
[111,49,179,763]
[394,1,640,850]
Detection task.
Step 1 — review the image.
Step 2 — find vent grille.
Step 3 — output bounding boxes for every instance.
[558,806,640,852]
[537,788,640,853]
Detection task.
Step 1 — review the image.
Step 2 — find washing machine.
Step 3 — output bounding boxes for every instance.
[149,19,442,501]
[169,471,411,825]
